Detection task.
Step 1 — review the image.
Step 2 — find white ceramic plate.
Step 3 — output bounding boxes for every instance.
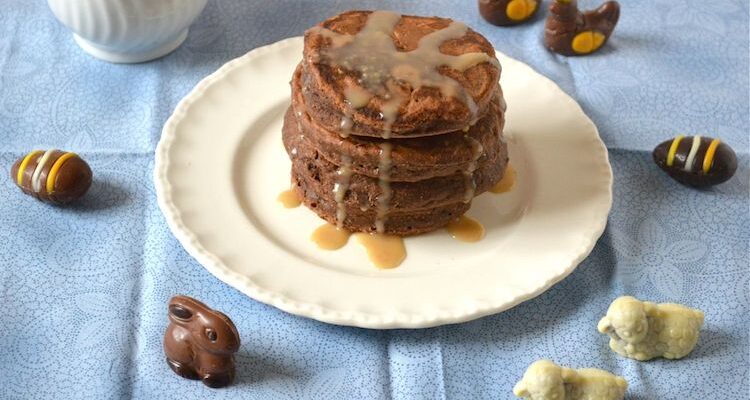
[154,37,612,329]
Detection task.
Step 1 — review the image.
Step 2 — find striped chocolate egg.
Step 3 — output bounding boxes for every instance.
[653,136,737,187]
[10,149,92,204]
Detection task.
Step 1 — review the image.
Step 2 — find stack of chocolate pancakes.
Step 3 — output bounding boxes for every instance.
[282,10,508,236]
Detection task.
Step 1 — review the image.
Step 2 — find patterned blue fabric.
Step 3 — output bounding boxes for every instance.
[1,0,747,398]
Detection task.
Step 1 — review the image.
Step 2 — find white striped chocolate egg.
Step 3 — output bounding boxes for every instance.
[11,149,92,204]
[653,135,737,187]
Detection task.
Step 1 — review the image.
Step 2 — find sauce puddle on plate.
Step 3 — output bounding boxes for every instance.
[354,233,406,269]
[446,215,485,242]
[277,188,301,208]
[490,163,516,194]
[311,223,351,250]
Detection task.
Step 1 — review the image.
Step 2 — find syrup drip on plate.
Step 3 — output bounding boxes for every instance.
[310,224,407,269]
[277,188,301,208]
[490,163,516,194]
[354,232,406,269]
[446,215,485,242]
[311,223,351,250]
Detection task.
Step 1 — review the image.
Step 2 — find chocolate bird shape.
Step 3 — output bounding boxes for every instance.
[479,0,540,26]
[544,0,620,56]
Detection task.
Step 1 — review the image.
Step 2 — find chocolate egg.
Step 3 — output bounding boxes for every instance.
[653,136,737,187]
[11,149,92,204]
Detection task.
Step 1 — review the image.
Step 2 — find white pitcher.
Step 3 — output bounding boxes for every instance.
[48,0,208,63]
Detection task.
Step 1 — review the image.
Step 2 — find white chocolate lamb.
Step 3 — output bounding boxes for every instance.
[513,360,627,400]
[597,296,704,361]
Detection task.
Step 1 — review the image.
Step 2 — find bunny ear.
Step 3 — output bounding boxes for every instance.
[168,296,199,321]
[169,304,193,321]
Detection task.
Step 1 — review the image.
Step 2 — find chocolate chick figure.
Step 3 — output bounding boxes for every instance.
[544,0,620,56]
[479,0,540,26]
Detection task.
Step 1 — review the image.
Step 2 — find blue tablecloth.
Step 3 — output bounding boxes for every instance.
[1,1,747,398]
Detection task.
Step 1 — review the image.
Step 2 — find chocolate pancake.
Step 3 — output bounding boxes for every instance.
[290,65,506,182]
[283,107,509,234]
[292,176,472,236]
[303,10,501,138]
[286,131,507,210]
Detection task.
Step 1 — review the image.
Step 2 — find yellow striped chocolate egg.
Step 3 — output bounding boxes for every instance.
[653,136,737,187]
[11,149,92,204]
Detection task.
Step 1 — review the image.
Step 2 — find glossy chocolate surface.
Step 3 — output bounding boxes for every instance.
[478,0,539,26]
[653,136,737,187]
[164,295,240,388]
[544,0,620,56]
[11,149,92,204]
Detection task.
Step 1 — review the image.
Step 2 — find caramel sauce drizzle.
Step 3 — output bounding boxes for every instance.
[310,224,406,269]
[446,215,485,242]
[375,143,393,233]
[490,163,516,194]
[310,11,500,234]
[311,223,352,250]
[289,12,510,268]
[277,189,302,208]
[341,85,373,138]
[311,11,498,128]
[333,155,353,228]
[354,232,406,269]
[462,135,484,202]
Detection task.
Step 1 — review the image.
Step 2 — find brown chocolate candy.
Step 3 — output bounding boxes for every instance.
[479,0,539,26]
[544,0,620,56]
[11,149,92,204]
[653,135,737,187]
[164,295,240,388]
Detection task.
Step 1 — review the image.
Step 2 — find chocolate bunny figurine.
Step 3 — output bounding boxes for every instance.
[164,295,240,388]
[544,0,620,56]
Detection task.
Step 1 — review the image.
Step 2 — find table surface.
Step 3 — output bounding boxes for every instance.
[1,0,748,399]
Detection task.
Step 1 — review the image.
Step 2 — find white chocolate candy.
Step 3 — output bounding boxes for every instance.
[683,135,702,172]
[597,296,704,361]
[513,360,627,400]
[30,149,57,194]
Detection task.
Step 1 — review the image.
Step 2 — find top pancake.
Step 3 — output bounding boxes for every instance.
[303,10,501,138]
[290,64,506,182]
